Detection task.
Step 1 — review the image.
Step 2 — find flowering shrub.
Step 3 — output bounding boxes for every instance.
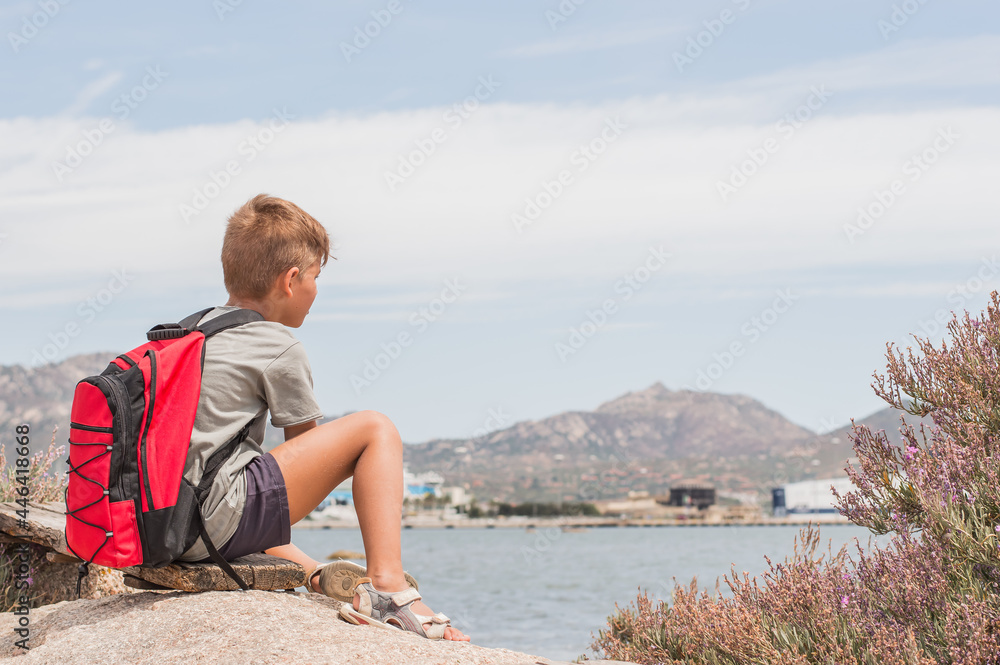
[594,293,1000,664]
[1,428,67,611]
[1,428,67,503]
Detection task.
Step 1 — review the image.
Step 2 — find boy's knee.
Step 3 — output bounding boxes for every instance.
[358,410,400,443]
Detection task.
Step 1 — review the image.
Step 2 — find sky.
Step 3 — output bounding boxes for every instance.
[1,0,998,443]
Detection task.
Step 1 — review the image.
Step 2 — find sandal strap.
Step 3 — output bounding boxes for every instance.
[351,578,423,609]
[421,620,450,640]
[306,563,327,590]
[410,613,451,640]
[353,578,375,616]
[410,611,450,625]
[389,587,421,607]
[350,581,453,639]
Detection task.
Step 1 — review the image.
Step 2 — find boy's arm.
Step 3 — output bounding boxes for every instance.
[284,420,318,441]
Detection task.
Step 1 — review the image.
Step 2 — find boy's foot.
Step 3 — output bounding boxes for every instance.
[310,569,468,641]
[352,574,469,641]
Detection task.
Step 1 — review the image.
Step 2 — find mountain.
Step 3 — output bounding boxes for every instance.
[401,384,940,504]
[828,405,934,448]
[404,382,813,468]
[401,383,828,503]
[0,353,934,505]
[0,352,112,457]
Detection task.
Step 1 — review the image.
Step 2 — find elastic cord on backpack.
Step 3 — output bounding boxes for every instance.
[76,563,89,598]
[64,446,113,599]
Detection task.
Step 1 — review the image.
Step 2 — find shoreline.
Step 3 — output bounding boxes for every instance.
[294,515,853,530]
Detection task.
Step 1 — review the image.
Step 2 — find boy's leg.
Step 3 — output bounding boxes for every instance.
[267,411,404,584]
[264,410,467,641]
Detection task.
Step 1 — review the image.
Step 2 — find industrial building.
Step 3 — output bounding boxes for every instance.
[772,477,854,516]
[667,481,716,509]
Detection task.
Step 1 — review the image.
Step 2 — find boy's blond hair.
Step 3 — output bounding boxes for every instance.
[222,194,332,299]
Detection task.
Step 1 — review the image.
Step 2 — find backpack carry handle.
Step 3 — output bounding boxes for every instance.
[146,324,190,341]
[145,308,264,342]
[145,307,218,341]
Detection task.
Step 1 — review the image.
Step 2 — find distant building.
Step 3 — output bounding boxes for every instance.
[772,477,854,516]
[322,491,353,507]
[443,486,468,506]
[404,469,444,499]
[668,482,715,509]
[315,467,446,513]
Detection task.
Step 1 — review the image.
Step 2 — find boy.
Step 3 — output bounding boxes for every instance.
[178,194,468,641]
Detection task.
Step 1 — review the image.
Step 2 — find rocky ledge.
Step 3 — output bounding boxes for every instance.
[0,589,629,665]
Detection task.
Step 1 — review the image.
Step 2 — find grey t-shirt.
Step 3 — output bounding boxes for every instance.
[177,306,323,562]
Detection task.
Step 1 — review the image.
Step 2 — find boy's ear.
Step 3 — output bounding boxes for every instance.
[275,266,301,298]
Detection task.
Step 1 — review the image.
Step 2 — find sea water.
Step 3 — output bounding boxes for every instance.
[292,524,881,662]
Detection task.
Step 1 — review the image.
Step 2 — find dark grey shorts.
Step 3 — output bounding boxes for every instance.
[202,452,291,562]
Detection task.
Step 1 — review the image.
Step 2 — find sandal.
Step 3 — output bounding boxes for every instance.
[339,577,453,640]
[307,560,418,604]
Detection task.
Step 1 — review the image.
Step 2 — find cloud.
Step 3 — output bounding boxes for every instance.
[0,66,998,313]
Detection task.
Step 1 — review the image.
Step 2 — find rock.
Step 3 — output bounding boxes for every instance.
[0,589,562,664]
[0,502,134,606]
[0,502,68,553]
[122,552,305,592]
[4,542,134,607]
[327,549,366,560]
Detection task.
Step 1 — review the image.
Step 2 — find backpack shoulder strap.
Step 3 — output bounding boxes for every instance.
[147,308,265,342]
[178,307,217,330]
[195,308,265,338]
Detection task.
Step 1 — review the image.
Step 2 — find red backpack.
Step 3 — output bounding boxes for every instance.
[65,307,263,593]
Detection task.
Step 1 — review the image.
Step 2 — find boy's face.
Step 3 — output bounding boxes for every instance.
[278,260,321,328]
